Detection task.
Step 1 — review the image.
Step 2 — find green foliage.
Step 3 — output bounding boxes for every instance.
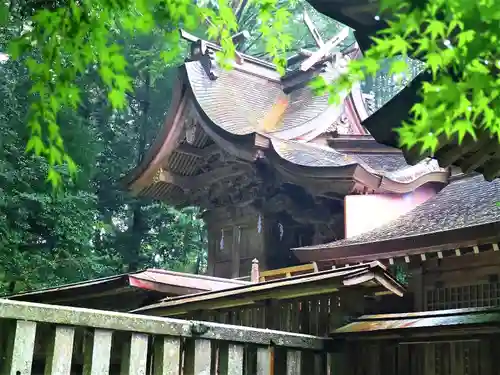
[0,22,208,293]
[0,0,346,293]
[5,0,293,186]
[321,0,500,154]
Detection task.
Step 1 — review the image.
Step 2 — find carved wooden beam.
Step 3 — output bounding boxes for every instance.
[157,164,253,191]
[175,143,220,158]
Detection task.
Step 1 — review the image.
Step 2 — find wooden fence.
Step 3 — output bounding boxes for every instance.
[0,298,334,375]
[185,292,366,338]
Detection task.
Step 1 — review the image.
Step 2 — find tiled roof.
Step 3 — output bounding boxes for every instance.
[270,138,447,186]
[185,60,359,140]
[294,174,500,257]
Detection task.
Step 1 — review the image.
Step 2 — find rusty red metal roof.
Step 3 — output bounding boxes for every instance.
[128,268,249,294]
[7,269,249,304]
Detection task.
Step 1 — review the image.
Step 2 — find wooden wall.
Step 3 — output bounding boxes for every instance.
[414,251,500,311]
[180,290,365,337]
[204,206,317,279]
[205,206,266,278]
[347,338,498,375]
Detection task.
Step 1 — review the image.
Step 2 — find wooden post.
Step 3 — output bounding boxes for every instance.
[206,237,216,276]
[251,259,260,283]
[231,226,240,278]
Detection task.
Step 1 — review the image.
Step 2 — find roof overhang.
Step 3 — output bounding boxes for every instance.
[7,269,249,309]
[294,222,500,265]
[131,262,405,316]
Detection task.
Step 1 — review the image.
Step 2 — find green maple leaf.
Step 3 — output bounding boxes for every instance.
[108,89,126,109]
[110,53,127,72]
[426,53,442,78]
[390,35,410,55]
[455,120,476,143]
[426,20,446,40]
[25,135,45,155]
[457,30,475,48]
[420,132,439,155]
[46,167,62,188]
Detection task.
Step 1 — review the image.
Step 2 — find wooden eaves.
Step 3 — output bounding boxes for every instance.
[131,262,405,317]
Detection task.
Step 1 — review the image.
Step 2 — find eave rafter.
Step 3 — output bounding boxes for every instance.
[154,163,253,192]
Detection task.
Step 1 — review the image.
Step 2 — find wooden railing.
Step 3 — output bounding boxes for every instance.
[0,298,334,375]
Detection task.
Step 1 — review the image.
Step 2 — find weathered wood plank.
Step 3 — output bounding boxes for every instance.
[121,333,149,375]
[184,339,212,375]
[256,347,271,375]
[0,299,329,351]
[44,326,75,375]
[153,336,181,375]
[83,329,113,375]
[325,352,333,375]
[219,343,244,375]
[231,226,240,278]
[2,320,37,375]
[286,349,301,375]
[312,352,324,375]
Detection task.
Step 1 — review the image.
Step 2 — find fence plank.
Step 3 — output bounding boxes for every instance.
[121,333,149,375]
[83,329,113,375]
[286,349,302,375]
[219,343,244,375]
[45,326,75,375]
[2,320,37,375]
[153,336,181,375]
[184,339,212,375]
[256,347,271,375]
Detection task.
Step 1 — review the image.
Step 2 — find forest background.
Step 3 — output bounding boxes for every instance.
[0,0,408,294]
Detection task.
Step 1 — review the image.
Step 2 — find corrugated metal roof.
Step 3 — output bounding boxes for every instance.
[335,306,500,335]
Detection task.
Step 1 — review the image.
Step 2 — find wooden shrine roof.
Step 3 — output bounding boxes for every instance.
[122,32,450,206]
[294,174,500,264]
[7,269,248,311]
[361,73,500,181]
[334,306,500,340]
[131,262,405,316]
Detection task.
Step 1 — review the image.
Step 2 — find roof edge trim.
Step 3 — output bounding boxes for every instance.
[121,75,188,193]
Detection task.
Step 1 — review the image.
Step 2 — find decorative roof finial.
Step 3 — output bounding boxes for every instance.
[282,12,350,94]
